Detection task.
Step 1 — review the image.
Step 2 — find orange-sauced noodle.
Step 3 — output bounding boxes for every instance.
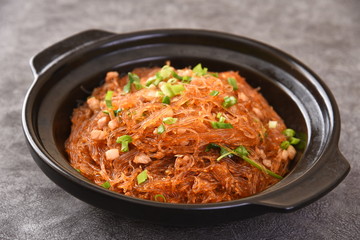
[65,63,297,204]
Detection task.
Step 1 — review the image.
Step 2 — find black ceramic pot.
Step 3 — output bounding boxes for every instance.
[22,29,350,225]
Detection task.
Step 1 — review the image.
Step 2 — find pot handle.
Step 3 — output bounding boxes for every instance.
[254,148,350,210]
[30,29,115,77]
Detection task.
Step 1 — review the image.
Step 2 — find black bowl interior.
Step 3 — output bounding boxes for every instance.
[23,30,348,225]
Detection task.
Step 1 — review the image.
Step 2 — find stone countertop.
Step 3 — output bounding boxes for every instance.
[1,0,359,239]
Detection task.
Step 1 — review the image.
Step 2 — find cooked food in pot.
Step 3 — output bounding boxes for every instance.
[65,63,299,203]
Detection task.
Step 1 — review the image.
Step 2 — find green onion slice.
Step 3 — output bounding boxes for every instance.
[280,140,290,150]
[162,95,171,104]
[105,91,114,109]
[137,169,148,184]
[154,194,167,202]
[210,90,220,96]
[227,77,238,90]
[101,181,111,189]
[289,137,300,145]
[158,65,173,79]
[222,96,237,108]
[160,83,185,97]
[282,128,296,137]
[163,117,177,125]
[268,120,278,129]
[192,63,208,76]
[157,124,166,134]
[116,135,133,152]
[124,72,143,93]
[211,121,233,129]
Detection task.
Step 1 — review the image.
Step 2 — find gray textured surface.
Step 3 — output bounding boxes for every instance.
[1,0,359,239]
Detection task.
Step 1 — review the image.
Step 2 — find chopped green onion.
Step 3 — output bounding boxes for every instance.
[219,116,226,123]
[154,194,167,202]
[102,110,110,115]
[181,76,192,83]
[280,140,290,150]
[211,121,233,129]
[160,83,185,98]
[156,91,164,97]
[289,137,301,145]
[162,95,171,104]
[227,77,238,90]
[116,135,133,152]
[192,63,208,76]
[282,128,296,137]
[210,90,220,96]
[222,96,237,108]
[105,91,114,109]
[158,65,173,79]
[129,72,143,90]
[145,76,157,86]
[163,117,177,125]
[172,71,183,80]
[124,72,143,93]
[101,181,111,189]
[172,71,192,83]
[137,169,148,184]
[167,78,178,84]
[75,168,81,173]
[171,84,185,95]
[216,112,222,119]
[268,120,278,129]
[157,124,166,134]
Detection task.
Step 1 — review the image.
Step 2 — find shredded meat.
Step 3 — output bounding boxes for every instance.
[65,64,295,203]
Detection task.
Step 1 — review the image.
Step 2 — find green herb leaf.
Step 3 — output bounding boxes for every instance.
[205,143,221,152]
[114,108,122,116]
[227,77,238,90]
[192,63,208,76]
[234,145,249,157]
[137,169,148,184]
[222,96,237,108]
[218,144,283,179]
[116,135,133,152]
[210,90,220,96]
[101,181,111,189]
[163,117,178,125]
[105,91,114,109]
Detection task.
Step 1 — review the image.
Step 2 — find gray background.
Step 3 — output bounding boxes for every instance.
[1,0,359,239]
